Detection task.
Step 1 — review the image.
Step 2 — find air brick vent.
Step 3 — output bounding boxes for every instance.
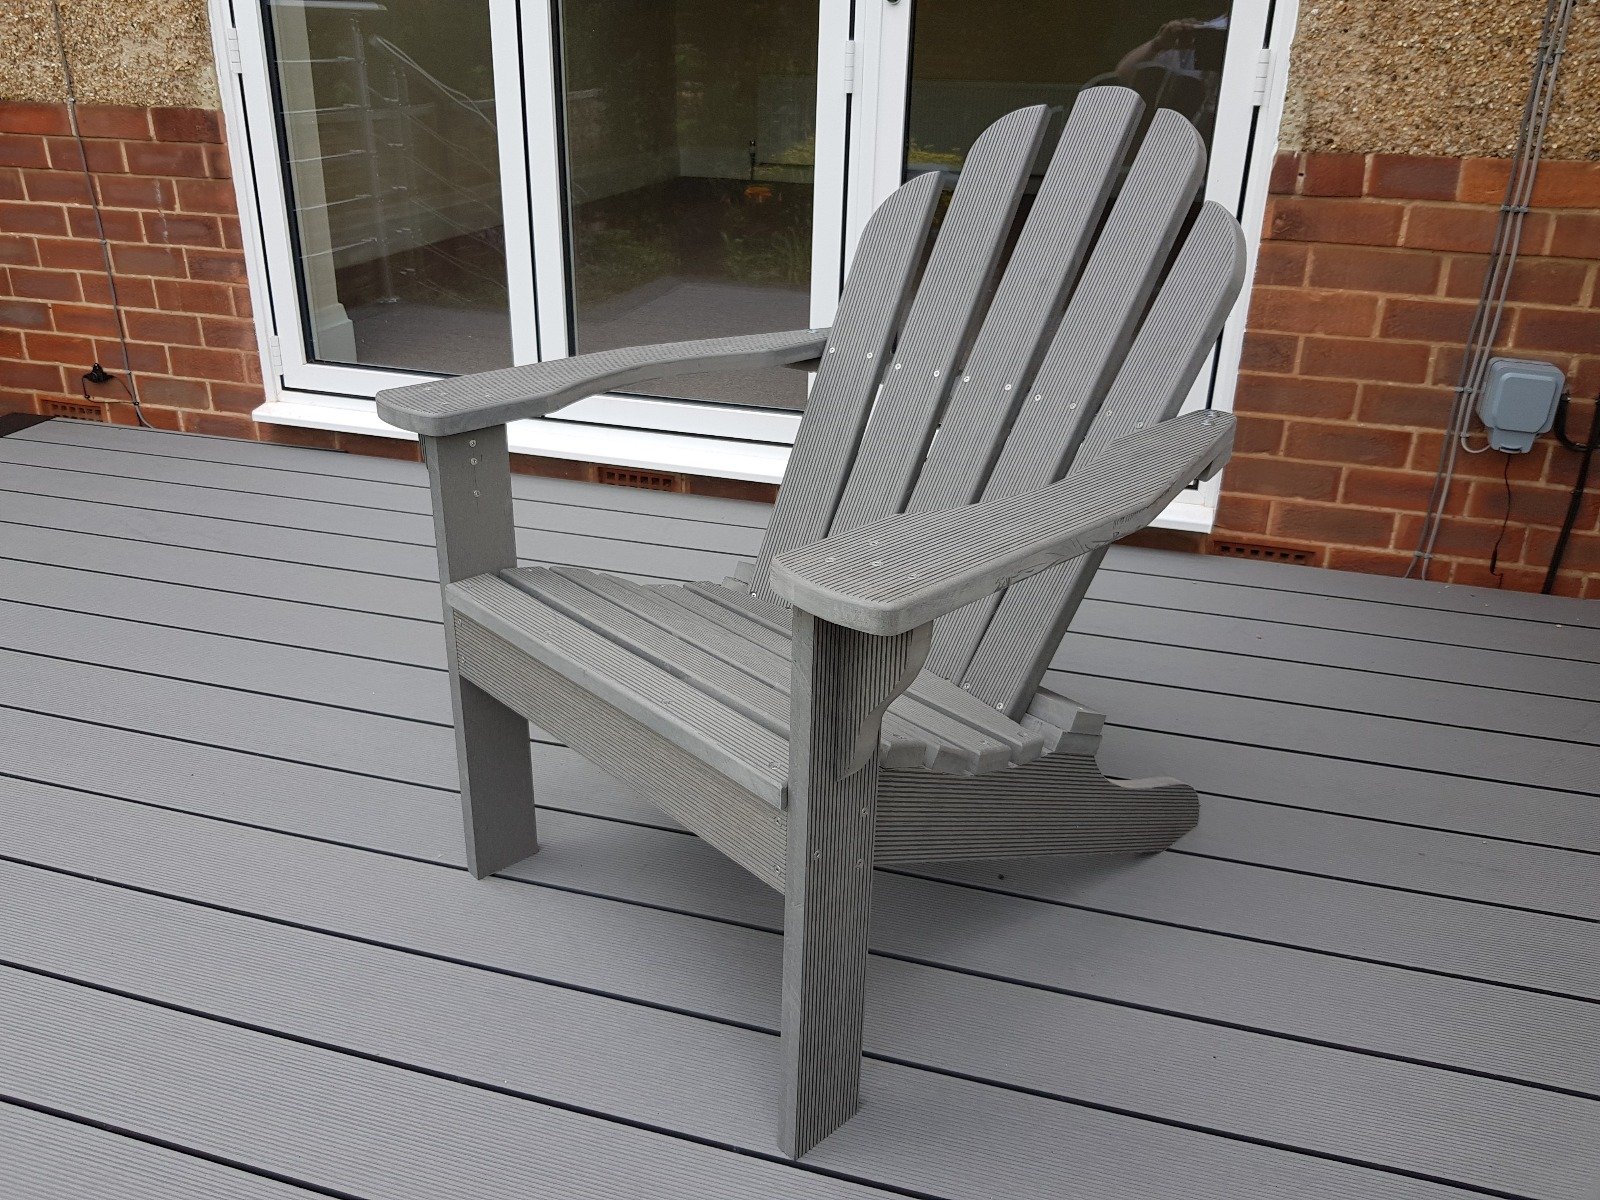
[597,465,682,492]
[1211,539,1318,566]
[39,400,105,422]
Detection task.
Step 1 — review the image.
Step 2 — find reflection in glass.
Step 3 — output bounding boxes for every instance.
[556,0,820,409]
[265,0,511,374]
[905,2,1234,181]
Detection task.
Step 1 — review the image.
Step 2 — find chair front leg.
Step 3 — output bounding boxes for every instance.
[780,611,929,1158]
[423,427,538,878]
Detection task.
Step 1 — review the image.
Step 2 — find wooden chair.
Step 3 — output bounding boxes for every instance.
[377,87,1246,1158]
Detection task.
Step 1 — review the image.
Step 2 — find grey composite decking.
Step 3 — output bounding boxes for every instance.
[0,416,1597,1199]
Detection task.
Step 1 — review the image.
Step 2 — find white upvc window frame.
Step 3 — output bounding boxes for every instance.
[207,0,1299,513]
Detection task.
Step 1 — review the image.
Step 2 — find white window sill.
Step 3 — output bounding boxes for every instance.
[252,396,1220,532]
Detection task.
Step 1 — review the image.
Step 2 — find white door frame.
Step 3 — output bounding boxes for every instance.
[211,0,1298,510]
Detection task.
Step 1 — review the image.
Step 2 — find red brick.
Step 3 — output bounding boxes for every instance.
[1526,527,1600,574]
[33,236,105,271]
[182,410,257,437]
[51,303,120,336]
[0,203,67,236]
[19,168,92,205]
[1234,372,1357,419]
[124,310,203,346]
[1267,196,1405,246]
[66,205,142,241]
[75,106,151,140]
[336,431,422,461]
[1248,286,1379,337]
[123,141,210,179]
[231,286,253,318]
[1231,412,1285,454]
[200,317,255,350]
[150,108,223,144]
[1400,204,1496,253]
[83,272,155,308]
[1342,466,1444,512]
[1513,308,1600,355]
[0,330,22,357]
[1468,478,1600,528]
[173,178,238,214]
[0,134,50,169]
[0,359,66,391]
[1409,432,1530,479]
[0,298,52,329]
[106,401,183,430]
[1395,512,1524,561]
[1269,153,1299,195]
[1368,155,1460,201]
[137,375,210,408]
[142,212,222,247]
[1300,153,1367,197]
[1224,456,1342,501]
[1273,501,1396,547]
[43,136,123,173]
[258,422,340,450]
[154,278,234,315]
[209,381,266,412]
[1548,212,1600,260]
[168,344,247,382]
[1323,546,1412,576]
[1253,241,1307,286]
[90,174,175,210]
[0,103,71,137]
[1455,158,1512,205]
[94,339,168,373]
[0,167,22,201]
[219,216,243,250]
[1441,254,1590,306]
[1524,161,1600,209]
[205,144,232,180]
[22,330,98,365]
[110,243,187,278]
[1239,330,1297,373]
[1213,493,1272,535]
[1285,420,1413,467]
[0,236,38,266]
[185,247,247,282]
[1306,244,1441,295]
[1300,336,1431,382]
[1380,297,1480,343]
[7,267,80,301]
[1358,382,1455,428]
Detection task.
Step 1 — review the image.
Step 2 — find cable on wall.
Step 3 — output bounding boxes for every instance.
[47,0,153,428]
[1404,0,1578,579]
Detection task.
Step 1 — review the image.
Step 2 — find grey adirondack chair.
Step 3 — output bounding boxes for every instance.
[377,87,1245,1158]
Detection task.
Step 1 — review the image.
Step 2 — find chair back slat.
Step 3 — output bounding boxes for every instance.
[752,171,942,594]
[903,87,1142,520]
[957,202,1249,713]
[924,110,1206,681]
[822,105,1051,539]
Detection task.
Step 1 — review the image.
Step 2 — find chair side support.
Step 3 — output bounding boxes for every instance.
[422,427,539,877]
[781,610,929,1158]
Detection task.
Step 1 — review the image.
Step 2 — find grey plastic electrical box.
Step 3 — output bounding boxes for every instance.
[1477,358,1565,453]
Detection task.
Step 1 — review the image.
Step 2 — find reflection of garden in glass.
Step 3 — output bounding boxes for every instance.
[558,0,819,408]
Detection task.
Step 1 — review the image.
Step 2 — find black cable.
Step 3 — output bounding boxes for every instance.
[47,0,152,428]
[1487,453,1513,588]
[1541,391,1600,595]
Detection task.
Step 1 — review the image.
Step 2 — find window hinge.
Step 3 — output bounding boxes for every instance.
[265,335,283,373]
[224,28,244,74]
[1251,48,1273,105]
[842,41,857,94]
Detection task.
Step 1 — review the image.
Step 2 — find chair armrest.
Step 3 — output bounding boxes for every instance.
[376,327,831,436]
[770,410,1234,635]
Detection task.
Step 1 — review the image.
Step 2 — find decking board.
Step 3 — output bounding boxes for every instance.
[1,420,1596,1199]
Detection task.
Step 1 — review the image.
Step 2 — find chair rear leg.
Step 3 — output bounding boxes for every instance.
[423,426,539,878]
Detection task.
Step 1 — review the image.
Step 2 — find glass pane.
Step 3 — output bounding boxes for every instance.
[556,0,819,410]
[905,2,1234,180]
[264,0,512,374]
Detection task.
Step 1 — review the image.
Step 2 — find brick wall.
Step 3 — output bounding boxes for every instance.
[0,101,268,433]
[1221,153,1600,597]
